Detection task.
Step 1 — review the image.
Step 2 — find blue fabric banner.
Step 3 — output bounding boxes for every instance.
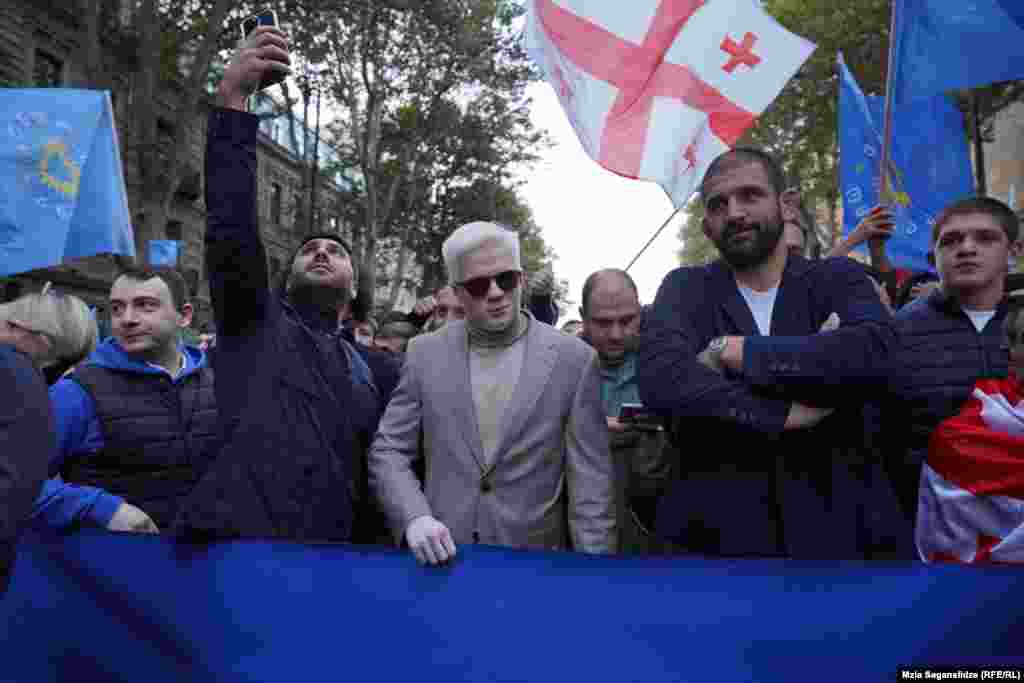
[149,239,180,266]
[0,89,134,277]
[839,54,973,272]
[891,0,1024,105]
[1,530,1023,682]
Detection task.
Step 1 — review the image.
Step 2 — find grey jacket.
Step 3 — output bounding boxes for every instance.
[369,318,616,553]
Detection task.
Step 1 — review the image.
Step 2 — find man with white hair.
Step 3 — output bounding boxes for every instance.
[370,221,616,564]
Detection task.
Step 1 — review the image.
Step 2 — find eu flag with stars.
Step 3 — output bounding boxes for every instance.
[839,53,973,273]
[0,89,134,277]
[891,0,1024,105]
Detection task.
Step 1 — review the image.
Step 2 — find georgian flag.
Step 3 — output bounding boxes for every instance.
[525,0,816,207]
[917,378,1024,564]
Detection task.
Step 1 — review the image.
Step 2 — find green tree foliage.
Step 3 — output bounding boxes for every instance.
[735,0,1022,254]
[676,200,719,267]
[738,0,890,251]
[267,0,547,308]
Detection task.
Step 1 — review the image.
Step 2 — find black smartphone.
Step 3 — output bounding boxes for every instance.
[620,402,661,429]
[240,9,287,91]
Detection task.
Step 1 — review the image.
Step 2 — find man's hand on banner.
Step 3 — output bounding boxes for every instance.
[406,515,457,566]
[784,403,834,431]
[107,503,159,534]
[217,26,292,111]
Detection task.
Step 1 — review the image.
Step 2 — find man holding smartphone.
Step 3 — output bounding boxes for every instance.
[173,24,380,541]
[580,269,670,553]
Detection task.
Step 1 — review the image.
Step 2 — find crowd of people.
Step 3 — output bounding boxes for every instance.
[2,24,1022,586]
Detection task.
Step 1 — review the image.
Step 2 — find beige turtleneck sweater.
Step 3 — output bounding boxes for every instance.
[468,312,530,466]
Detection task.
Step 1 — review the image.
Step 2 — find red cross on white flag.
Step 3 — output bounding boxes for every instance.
[526,0,816,207]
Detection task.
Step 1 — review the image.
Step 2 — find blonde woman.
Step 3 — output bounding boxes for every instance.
[0,284,98,384]
[0,283,94,592]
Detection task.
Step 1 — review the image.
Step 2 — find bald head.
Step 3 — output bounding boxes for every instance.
[580,269,641,363]
[581,269,638,317]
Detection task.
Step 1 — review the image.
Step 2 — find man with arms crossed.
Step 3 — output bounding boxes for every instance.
[639,148,907,559]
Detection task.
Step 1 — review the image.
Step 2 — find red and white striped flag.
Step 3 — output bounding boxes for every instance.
[918,378,1024,564]
[525,0,815,207]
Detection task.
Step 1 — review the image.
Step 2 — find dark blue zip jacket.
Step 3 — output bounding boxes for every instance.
[173,108,378,542]
[882,288,1009,515]
[0,345,50,593]
[32,338,210,530]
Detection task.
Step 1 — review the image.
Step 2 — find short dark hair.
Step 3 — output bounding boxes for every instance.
[277,231,354,295]
[116,265,189,310]
[699,147,787,204]
[580,268,639,317]
[931,196,1020,245]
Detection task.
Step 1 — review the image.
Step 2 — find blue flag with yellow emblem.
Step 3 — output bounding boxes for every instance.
[0,89,134,276]
[838,54,973,272]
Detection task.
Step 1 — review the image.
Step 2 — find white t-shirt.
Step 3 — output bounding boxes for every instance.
[738,284,780,336]
[962,307,997,333]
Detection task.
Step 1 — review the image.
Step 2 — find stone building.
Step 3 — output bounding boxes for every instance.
[0,0,352,336]
[986,100,1024,216]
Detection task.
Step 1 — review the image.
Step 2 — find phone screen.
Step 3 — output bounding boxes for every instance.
[242,10,277,40]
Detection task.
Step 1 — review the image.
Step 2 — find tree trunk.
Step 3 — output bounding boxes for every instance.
[73,0,105,89]
[386,230,412,310]
[132,0,233,264]
[308,85,322,234]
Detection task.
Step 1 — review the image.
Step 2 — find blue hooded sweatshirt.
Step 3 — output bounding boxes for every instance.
[32,338,208,531]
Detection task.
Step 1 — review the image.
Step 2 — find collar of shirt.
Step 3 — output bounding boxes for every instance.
[147,352,186,380]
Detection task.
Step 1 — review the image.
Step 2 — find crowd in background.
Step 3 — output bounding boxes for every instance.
[3,24,1023,587]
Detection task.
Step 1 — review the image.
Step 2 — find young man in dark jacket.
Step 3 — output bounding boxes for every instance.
[639,148,908,559]
[35,266,218,534]
[883,197,1021,524]
[174,25,378,541]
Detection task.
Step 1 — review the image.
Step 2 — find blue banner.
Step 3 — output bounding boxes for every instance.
[149,239,180,266]
[839,54,973,272]
[1,530,1023,682]
[891,0,1024,105]
[0,90,134,277]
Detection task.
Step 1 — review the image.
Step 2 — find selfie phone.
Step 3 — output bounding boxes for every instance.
[620,402,661,429]
[240,9,287,91]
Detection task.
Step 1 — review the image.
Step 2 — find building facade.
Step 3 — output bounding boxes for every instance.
[0,0,351,336]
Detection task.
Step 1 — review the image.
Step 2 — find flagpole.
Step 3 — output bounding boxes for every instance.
[879,0,900,203]
[971,90,988,196]
[625,206,683,273]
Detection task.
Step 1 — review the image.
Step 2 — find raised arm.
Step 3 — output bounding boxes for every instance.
[204,26,292,335]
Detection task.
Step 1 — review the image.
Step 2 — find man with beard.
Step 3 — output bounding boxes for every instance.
[371,221,615,565]
[173,24,378,541]
[639,148,909,559]
[580,269,670,553]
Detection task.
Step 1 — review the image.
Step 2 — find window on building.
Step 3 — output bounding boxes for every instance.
[165,220,183,241]
[33,50,64,87]
[271,183,283,225]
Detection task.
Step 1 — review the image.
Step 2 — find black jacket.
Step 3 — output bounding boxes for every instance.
[639,256,909,559]
[173,109,378,542]
[883,289,1009,517]
[63,363,219,529]
[0,346,50,592]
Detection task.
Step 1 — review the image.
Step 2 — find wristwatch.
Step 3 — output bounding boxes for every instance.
[706,335,728,362]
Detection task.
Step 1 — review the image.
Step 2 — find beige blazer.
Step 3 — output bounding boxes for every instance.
[369,317,616,553]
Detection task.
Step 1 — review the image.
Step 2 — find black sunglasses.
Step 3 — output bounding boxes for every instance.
[458,270,521,298]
